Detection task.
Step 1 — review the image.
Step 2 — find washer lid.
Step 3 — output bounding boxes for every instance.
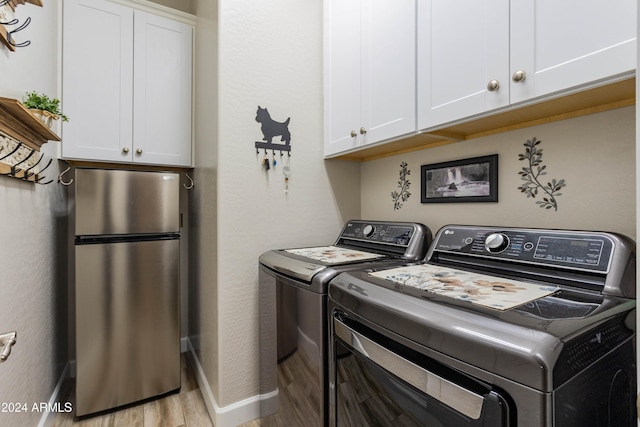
[259,250,328,282]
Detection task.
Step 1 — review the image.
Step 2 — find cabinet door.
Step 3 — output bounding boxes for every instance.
[62,0,134,162]
[324,0,362,156]
[133,11,193,167]
[362,0,416,144]
[510,0,636,104]
[325,0,416,157]
[417,0,509,129]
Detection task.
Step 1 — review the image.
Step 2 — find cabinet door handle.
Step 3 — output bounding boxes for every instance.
[487,80,500,92]
[512,70,526,83]
[350,130,358,138]
[122,147,130,154]
[136,149,143,155]
[359,127,367,135]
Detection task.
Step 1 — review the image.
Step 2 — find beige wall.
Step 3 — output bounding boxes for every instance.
[362,106,636,240]
[0,3,69,426]
[190,0,360,424]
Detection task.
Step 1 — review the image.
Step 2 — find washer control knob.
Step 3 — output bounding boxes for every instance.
[363,225,375,238]
[485,233,509,253]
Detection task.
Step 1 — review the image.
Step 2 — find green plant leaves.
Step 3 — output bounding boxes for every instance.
[23,91,69,122]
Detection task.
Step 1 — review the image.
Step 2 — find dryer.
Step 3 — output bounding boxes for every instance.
[328,225,636,427]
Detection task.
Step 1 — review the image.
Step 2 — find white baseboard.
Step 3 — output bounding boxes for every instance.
[186,338,279,427]
[37,363,71,427]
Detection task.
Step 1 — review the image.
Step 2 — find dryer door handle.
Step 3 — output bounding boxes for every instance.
[334,316,484,420]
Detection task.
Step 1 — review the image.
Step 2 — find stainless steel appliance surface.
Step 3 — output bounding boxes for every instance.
[328,225,636,427]
[258,220,432,426]
[74,168,181,417]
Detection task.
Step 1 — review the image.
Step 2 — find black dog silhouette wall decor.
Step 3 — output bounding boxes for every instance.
[255,106,292,155]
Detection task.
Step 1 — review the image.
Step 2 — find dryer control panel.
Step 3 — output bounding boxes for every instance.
[341,221,414,246]
[432,225,616,273]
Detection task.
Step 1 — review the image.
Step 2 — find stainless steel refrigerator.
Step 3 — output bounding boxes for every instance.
[74,168,181,417]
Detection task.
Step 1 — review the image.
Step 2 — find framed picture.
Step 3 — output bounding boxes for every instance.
[421,154,498,203]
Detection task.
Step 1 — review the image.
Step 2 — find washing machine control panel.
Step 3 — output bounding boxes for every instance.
[433,226,615,273]
[340,221,415,247]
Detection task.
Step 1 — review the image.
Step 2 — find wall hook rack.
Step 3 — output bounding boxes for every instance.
[255,143,291,157]
[0,331,17,363]
[57,166,73,186]
[0,133,50,183]
[184,171,194,190]
[6,15,31,48]
[1,0,43,52]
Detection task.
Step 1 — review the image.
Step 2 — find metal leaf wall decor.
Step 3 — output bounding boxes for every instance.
[517,137,566,211]
[391,161,411,210]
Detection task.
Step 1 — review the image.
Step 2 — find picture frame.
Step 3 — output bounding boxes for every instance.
[420,154,498,203]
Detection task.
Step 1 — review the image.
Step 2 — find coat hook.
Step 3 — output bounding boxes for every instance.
[0,142,23,162]
[184,172,194,190]
[17,152,45,179]
[7,16,32,48]
[58,166,73,186]
[38,157,53,174]
[0,18,18,26]
[1,147,34,176]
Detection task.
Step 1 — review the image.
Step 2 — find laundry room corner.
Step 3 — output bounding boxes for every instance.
[188,0,361,425]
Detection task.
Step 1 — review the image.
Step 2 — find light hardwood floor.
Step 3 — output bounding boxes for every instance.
[238,347,320,427]
[52,354,213,427]
[53,349,317,427]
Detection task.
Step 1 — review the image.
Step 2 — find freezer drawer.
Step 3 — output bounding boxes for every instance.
[75,238,180,416]
[75,168,180,236]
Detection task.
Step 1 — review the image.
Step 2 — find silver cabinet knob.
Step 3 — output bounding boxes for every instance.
[122,147,130,154]
[136,148,143,155]
[487,80,500,91]
[350,130,358,138]
[360,127,367,135]
[512,70,526,83]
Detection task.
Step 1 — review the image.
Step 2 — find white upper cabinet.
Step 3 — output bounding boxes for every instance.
[325,0,416,157]
[509,0,636,104]
[62,0,193,167]
[133,11,193,166]
[417,0,509,129]
[62,0,134,163]
[418,0,637,130]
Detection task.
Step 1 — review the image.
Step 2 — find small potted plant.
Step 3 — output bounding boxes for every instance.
[22,91,69,127]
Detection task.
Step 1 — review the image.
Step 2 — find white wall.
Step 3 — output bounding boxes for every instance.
[190,0,360,424]
[0,3,69,426]
[362,107,636,240]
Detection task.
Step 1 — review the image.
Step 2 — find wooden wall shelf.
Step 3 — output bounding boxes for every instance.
[0,97,61,151]
[0,25,14,51]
